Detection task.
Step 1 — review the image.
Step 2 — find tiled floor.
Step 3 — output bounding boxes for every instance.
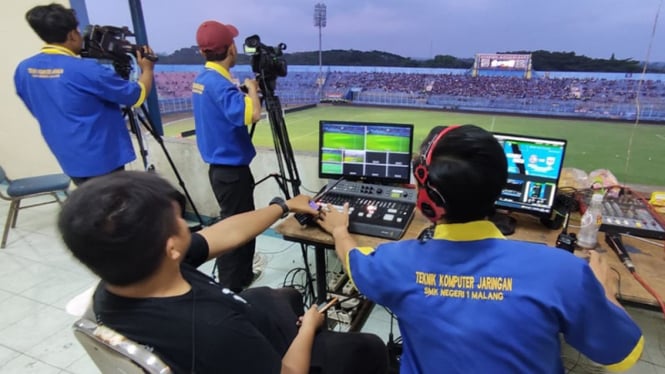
[1,196,664,373]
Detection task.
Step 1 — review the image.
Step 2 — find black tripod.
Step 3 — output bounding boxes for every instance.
[251,77,302,199]
[251,75,319,304]
[123,104,204,227]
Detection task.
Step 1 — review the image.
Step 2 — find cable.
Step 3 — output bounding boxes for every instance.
[605,233,665,320]
[624,0,662,176]
[632,271,665,320]
[282,267,314,307]
[300,184,324,195]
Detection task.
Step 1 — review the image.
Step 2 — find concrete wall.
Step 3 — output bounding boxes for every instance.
[0,1,69,177]
[145,136,326,218]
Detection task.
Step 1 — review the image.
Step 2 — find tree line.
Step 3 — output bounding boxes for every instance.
[157,47,659,73]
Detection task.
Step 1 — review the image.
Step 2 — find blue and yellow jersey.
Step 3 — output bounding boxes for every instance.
[14,45,143,178]
[191,62,255,166]
[346,221,643,374]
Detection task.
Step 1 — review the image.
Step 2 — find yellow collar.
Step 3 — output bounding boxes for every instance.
[41,45,77,57]
[204,61,232,81]
[433,221,505,241]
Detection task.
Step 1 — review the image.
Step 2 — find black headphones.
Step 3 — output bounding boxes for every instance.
[413,125,460,222]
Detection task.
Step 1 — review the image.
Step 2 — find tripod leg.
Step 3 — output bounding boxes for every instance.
[124,107,150,171]
[135,105,205,226]
[258,93,303,199]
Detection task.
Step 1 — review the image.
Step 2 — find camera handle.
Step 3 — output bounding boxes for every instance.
[122,104,205,228]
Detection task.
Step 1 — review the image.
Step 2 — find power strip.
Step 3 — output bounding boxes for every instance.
[327,272,348,292]
[342,279,357,295]
[326,307,356,324]
[327,292,360,310]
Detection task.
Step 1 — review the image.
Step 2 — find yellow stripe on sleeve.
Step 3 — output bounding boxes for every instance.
[132,82,147,108]
[605,335,644,372]
[243,95,253,125]
[344,246,375,290]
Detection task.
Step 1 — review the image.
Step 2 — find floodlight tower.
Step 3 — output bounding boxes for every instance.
[314,3,327,93]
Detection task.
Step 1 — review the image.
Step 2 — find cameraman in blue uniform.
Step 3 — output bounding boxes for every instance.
[192,20,262,292]
[317,124,643,373]
[14,3,155,185]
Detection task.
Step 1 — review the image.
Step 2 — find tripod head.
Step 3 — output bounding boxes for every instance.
[243,35,301,200]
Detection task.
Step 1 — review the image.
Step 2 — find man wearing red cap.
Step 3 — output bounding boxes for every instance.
[192,20,262,292]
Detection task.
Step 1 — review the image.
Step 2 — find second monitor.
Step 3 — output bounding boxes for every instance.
[492,132,567,234]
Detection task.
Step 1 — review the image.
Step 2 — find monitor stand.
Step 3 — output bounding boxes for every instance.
[489,211,516,236]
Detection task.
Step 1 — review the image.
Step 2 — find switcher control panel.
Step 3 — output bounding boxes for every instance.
[316,180,417,239]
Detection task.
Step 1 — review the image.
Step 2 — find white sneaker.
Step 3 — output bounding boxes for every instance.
[251,253,266,285]
[253,253,266,269]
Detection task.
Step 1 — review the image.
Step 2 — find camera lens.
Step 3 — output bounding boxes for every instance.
[244,35,260,48]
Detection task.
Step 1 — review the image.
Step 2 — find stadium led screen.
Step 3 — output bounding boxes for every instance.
[493,132,567,217]
[319,120,414,184]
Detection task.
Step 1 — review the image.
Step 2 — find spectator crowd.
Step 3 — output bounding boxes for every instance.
[154,69,665,120]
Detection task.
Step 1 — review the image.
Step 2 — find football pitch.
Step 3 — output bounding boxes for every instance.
[163,105,665,186]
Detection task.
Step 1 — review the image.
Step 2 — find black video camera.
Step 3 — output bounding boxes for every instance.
[243,35,287,92]
[81,25,157,79]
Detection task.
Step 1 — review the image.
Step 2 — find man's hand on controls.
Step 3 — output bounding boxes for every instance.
[317,202,350,238]
[286,195,320,216]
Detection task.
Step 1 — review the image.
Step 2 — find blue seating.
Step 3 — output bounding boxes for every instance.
[0,166,70,248]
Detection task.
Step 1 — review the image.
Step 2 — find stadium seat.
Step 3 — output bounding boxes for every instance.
[73,317,173,374]
[0,165,70,248]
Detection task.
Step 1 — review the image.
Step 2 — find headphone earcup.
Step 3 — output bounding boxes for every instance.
[417,186,446,222]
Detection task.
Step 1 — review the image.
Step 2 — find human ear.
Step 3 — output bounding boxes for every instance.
[165,237,183,261]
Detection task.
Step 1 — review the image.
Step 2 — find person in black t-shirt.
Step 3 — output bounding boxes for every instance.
[58,171,389,374]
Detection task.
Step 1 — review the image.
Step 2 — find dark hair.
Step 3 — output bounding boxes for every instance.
[26,3,78,44]
[58,171,186,286]
[203,49,228,61]
[418,124,507,222]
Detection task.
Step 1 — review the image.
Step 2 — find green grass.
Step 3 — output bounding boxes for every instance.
[367,134,411,152]
[322,132,364,149]
[163,106,665,186]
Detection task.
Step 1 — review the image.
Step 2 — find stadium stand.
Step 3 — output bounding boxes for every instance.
[153,65,665,121]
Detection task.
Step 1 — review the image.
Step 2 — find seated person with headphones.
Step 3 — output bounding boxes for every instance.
[317,125,643,373]
[58,171,388,374]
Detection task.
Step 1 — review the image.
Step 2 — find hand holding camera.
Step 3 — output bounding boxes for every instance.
[135,46,156,71]
[243,78,259,94]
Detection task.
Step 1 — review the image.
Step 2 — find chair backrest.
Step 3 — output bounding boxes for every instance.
[72,318,173,374]
[0,165,7,184]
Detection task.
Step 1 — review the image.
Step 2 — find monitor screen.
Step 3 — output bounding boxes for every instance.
[493,132,567,216]
[319,120,414,184]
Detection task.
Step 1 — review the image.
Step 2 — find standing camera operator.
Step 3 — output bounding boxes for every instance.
[192,20,262,292]
[14,3,155,186]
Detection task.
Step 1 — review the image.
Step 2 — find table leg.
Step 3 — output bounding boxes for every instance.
[315,245,327,304]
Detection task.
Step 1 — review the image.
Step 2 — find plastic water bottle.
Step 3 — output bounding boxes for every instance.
[577,194,604,248]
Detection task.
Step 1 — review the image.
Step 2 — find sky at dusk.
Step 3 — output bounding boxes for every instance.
[83,0,665,62]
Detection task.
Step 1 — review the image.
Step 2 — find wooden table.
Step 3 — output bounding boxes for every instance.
[275,210,665,309]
